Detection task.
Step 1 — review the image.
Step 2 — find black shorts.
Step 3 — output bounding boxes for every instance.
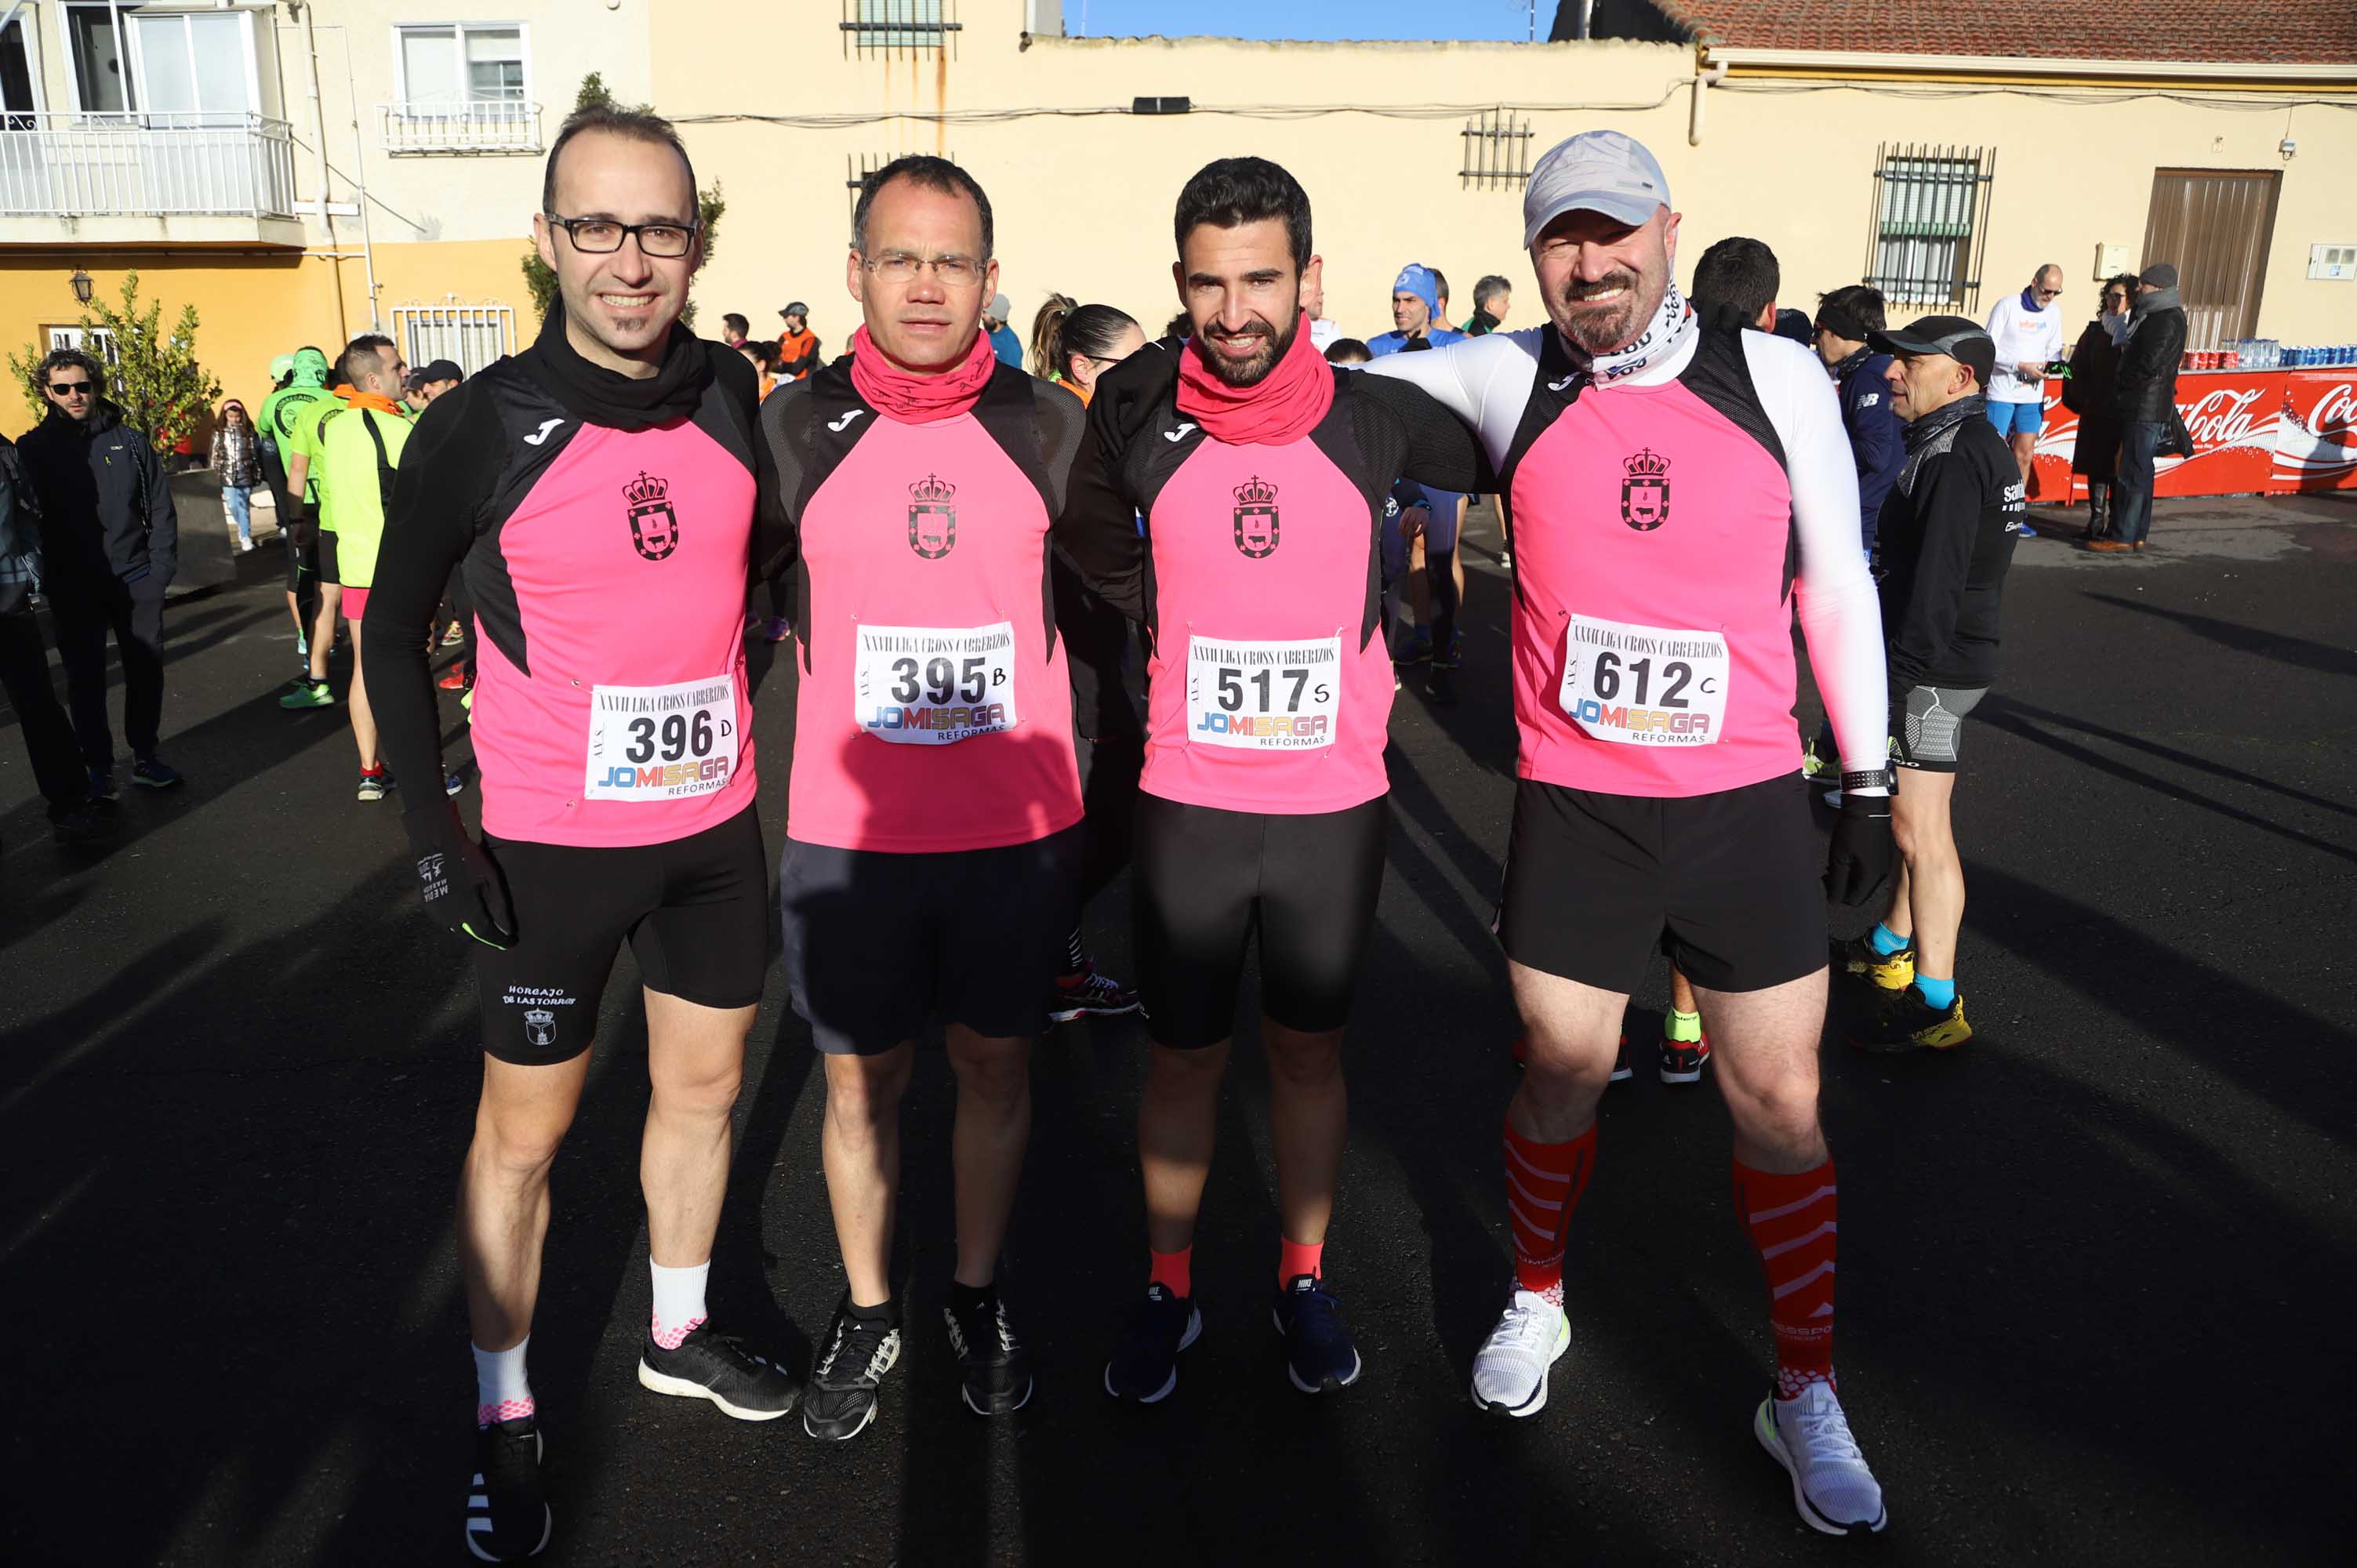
[1132,793,1388,1050]
[318,528,344,587]
[779,824,1082,1056]
[1496,775,1825,996]
[1890,684,1987,774]
[474,805,770,1066]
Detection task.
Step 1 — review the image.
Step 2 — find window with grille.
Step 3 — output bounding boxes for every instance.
[847,150,956,233]
[844,0,958,58]
[1461,109,1532,191]
[1865,144,1996,310]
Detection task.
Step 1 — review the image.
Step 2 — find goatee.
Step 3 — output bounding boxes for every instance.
[1195,313,1299,389]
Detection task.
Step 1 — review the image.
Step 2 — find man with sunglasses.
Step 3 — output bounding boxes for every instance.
[15,348,183,795]
[1984,264,2067,500]
[360,103,794,1563]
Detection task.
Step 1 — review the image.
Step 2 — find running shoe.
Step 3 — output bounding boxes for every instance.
[463,1415,550,1563]
[802,1298,902,1442]
[1425,664,1459,706]
[356,768,391,803]
[130,757,183,789]
[942,1285,1033,1416]
[1103,1282,1200,1403]
[1754,1381,1888,1536]
[1392,629,1432,667]
[2018,523,2039,539]
[637,1323,801,1421]
[439,668,473,691]
[1659,1022,1711,1085]
[1469,1289,1570,1416]
[761,615,791,643]
[1273,1275,1361,1394]
[279,677,334,710]
[85,764,117,800]
[1850,989,1971,1053]
[1049,960,1142,1024]
[1509,1033,1629,1082]
[442,621,467,647]
[1832,932,1914,992]
[238,535,256,553]
[445,772,466,798]
[1799,736,1830,782]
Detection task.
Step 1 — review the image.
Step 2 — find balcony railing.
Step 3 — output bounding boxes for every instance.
[0,111,297,219]
[378,100,542,154]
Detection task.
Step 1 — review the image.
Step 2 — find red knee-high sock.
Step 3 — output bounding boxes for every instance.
[1733,1156,1838,1399]
[1503,1117,1596,1305]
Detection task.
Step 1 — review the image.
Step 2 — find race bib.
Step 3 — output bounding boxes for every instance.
[1186,633,1341,750]
[585,673,739,800]
[1557,614,1727,746]
[855,621,1019,744]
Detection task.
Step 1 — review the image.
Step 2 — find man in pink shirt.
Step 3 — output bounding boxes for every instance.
[1070,158,1487,1404]
[761,156,1131,1440]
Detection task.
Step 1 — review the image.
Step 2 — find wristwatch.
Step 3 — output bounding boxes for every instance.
[1840,767,1896,793]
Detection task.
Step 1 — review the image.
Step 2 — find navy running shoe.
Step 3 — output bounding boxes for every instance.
[1272,1274,1362,1394]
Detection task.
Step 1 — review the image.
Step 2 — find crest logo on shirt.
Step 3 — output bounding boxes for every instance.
[908,474,958,559]
[1233,474,1280,558]
[624,471,679,561]
[1619,448,1671,532]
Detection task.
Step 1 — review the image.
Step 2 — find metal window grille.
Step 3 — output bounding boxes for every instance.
[843,0,958,59]
[847,150,955,234]
[1865,143,1996,310]
[1461,109,1533,191]
[390,298,514,377]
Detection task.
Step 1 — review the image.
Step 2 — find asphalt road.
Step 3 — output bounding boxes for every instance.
[5,491,2354,1566]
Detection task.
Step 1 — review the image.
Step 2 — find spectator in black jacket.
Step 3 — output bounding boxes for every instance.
[1849,315,2023,1055]
[0,432,116,842]
[2092,263,2185,554]
[13,348,183,793]
[2064,274,2139,541]
[1812,285,1905,559]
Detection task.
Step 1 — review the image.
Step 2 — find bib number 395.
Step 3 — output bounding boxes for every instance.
[856,621,1019,744]
[586,673,739,800]
[1557,614,1727,746]
[1187,633,1340,750]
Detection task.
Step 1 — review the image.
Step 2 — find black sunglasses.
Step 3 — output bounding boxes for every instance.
[47,379,93,394]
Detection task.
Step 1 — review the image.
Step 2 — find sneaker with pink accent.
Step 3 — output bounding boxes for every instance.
[635,1322,801,1421]
[1753,1380,1888,1535]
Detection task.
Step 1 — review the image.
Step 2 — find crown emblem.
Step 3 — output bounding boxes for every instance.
[1622,448,1669,479]
[1233,474,1277,506]
[623,471,668,506]
[910,473,957,503]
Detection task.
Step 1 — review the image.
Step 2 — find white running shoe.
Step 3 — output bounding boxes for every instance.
[1753,1381,1888,1535]
[1469,1289,1570,1416]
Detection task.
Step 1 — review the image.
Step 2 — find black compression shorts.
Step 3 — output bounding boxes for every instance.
[1131,793,1388,1050]
[779,824,1082,1055]
[473,804,769,1066]
[1495,774,1825,995]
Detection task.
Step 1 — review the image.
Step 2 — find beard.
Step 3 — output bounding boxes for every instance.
[1193,310,1298,389]
[1555,268,1658,356]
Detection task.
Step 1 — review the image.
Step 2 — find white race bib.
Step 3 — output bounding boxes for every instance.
[1557,614,1727,746]
[1186,633,1341,750]
[855,621,1019,745]
[584,673,740,800]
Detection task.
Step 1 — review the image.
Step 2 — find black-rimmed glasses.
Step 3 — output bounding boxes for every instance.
[47,379,93,395]
[544,213,699,257]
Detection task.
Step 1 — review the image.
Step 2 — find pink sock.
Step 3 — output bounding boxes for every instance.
[1149,1246,1193,1297]
[1279,1236,1324,1287]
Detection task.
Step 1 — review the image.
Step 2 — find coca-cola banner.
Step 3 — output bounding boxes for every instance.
[2030,371,2357,501]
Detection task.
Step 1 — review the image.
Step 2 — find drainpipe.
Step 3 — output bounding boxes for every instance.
[1689,49,1727,146]
[333,24,380,328]
[294,1,334,254]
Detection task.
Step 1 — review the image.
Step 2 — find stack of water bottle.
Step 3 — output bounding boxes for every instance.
[2221,339,2356,368]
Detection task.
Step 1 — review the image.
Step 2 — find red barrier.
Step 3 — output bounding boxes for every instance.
[2028,369,2357,502]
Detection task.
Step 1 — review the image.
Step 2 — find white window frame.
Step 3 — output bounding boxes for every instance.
[2,11,53,119]
[60,3,260,121]
[391,21,532,108]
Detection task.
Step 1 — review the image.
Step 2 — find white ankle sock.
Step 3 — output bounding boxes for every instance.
[472,1338,532,1426]
[650,1258,710,1349]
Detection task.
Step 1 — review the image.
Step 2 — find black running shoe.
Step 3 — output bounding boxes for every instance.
[1272,1274,1362,1394]
[802,1298,902,1442]
[636,1322,801,1421]
[464,1416,550,1563]
[1609,1033,1632,1083]
[1104,1281,1200,1403]
[1048,960,1142,1025]
[1659,1024,1711,1086]
[943,1284,1034,1416]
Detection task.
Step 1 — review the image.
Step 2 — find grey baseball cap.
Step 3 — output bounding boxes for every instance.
[1522,130,1673,249]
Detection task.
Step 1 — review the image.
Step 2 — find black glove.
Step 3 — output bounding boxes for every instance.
[1824,788,1896,908]
[401,800,515,949]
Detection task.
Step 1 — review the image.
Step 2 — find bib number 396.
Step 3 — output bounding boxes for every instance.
[1557,614,1727,746]
[586,673,739,800]
[1188,633,1340,750]
[856,621,1019,744]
